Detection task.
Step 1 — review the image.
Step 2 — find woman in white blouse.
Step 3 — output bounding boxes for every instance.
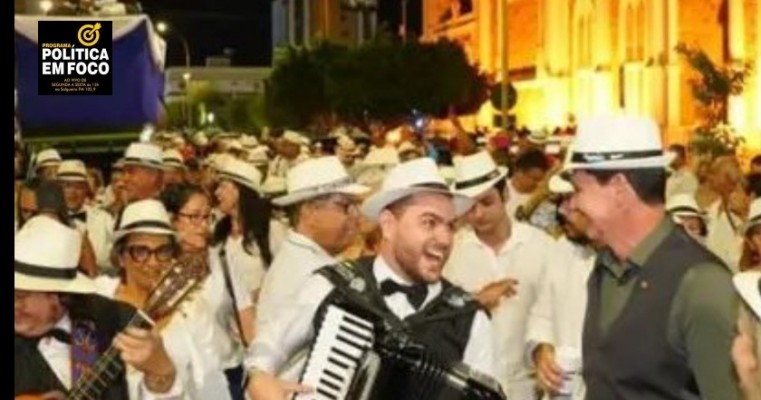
[96,199,231,400]
[162,179,258,400]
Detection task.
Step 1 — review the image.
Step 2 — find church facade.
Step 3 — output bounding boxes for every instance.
[422,0,760,150]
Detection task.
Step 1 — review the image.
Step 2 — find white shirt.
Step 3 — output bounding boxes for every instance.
[221,235,268,298]
[705,200,744,271]
[95,277,231,400]
[526,237,595,400]
[204,245,255,369]
[444,222,553,400]
[506,179,532,220]
[71,204,115,273]
[38,307,185,399]
[245,255,497,381]
[665,167,699,200]
[256,230,338,331]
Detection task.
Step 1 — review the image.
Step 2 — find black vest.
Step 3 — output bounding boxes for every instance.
[314,257,482,367]
[582,224,729,400]
[15,293,136,400]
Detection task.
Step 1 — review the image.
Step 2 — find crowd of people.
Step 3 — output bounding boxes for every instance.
[13,115,761,400]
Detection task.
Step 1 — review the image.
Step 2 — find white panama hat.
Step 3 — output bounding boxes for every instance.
[122,142,164,170]
[35,148,62,169]
[362,157,474,222]
[15,215,96,294]
[564,115,675,172]
[216,157,263,193]
[273,156,369,207]
[56,159,88,182]
[452,151,508,198]
[114,199,176,242]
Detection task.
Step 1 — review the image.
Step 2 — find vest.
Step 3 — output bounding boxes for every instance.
[314,257,482,367]
[582,225,729,399]
[15,293,136,400]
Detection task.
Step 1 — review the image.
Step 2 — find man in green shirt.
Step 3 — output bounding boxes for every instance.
[562,115,740,400]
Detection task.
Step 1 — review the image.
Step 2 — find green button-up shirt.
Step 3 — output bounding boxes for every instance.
[595,218,741,400]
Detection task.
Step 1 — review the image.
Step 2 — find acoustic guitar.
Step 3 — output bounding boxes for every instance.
[17,253,208,400]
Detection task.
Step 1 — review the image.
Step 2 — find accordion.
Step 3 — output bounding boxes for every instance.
[293,305,506,400]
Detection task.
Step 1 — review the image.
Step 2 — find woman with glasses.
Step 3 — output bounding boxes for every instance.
[161,182,255,400]
[97,199,231,399]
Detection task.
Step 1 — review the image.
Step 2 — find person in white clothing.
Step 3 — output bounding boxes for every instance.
[57,159,115,274]
[526,173,598,400]
[704,156,749,270]
[246,157,499,400]
[444,151,554,400]
[665,144,699,200]
[256,157,370,362]
[161,182,253,400]
[267,130,310,180]
[212,158,274,303]
[665,193,708,243]
[97,199,231,400]
[15,215,182,399]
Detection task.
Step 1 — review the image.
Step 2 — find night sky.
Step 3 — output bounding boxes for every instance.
[140,0,422,68]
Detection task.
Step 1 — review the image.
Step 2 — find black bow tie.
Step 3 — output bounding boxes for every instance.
[69,211,87,223]
[380,280,428,309]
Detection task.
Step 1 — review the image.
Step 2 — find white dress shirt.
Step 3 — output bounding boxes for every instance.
[444,222,553,400]
[256,230,338,331]
[705,200,744,271]
[245,256,496,382]
[526,237,595,400]
[71,204,115,273]
[95,277,231,400]
[39,306,186,399]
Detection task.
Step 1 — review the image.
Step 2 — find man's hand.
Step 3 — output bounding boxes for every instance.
[246,369,312,400]
[533,344,563,394]
[475,279,518,311]
[113,327,176,393]
[732,316,761,399]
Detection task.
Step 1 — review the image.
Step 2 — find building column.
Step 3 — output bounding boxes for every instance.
[665,0,680,131]
[727,0,745,130]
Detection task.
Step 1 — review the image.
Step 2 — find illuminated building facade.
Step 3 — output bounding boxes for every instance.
[423,0,760,150]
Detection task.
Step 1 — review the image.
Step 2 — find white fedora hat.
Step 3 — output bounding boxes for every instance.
[452,151,508,198]
[273,156,369,207]
[362,146,400,167]
[122,142,164,170]
[216,157,263,192]
[733,271,761,319]
[35,148,62,169]
[282,130,310,146]
[15,215,96,294]
[261,176,287,198]
[240,134,260,149]
[56,159,88,182]
[114,199,176,242]
[527,129,550,145]
[666,194,706,220]
[247,146,270,166]
[564,115,675,172]
[162,148,185,169]
[743,198,761,235]
[362,157,474,222]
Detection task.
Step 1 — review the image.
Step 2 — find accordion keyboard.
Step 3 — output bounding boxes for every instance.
[294,305,375,400]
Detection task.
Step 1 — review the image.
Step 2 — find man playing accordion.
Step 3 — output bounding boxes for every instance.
[245,158,503,400]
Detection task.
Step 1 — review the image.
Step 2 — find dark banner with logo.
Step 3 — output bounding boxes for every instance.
[38,20,113,95]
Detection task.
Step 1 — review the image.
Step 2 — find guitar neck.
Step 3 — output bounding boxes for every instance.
[67,311,154,400]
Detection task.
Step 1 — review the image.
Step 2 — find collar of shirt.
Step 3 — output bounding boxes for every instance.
[372,255,442,310]
[286,230,335,261]
[597,217,674,281]
[461,221,531,256]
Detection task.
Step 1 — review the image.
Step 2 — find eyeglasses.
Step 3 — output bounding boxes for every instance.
[124,244,175,264]
[177,212,213,224]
